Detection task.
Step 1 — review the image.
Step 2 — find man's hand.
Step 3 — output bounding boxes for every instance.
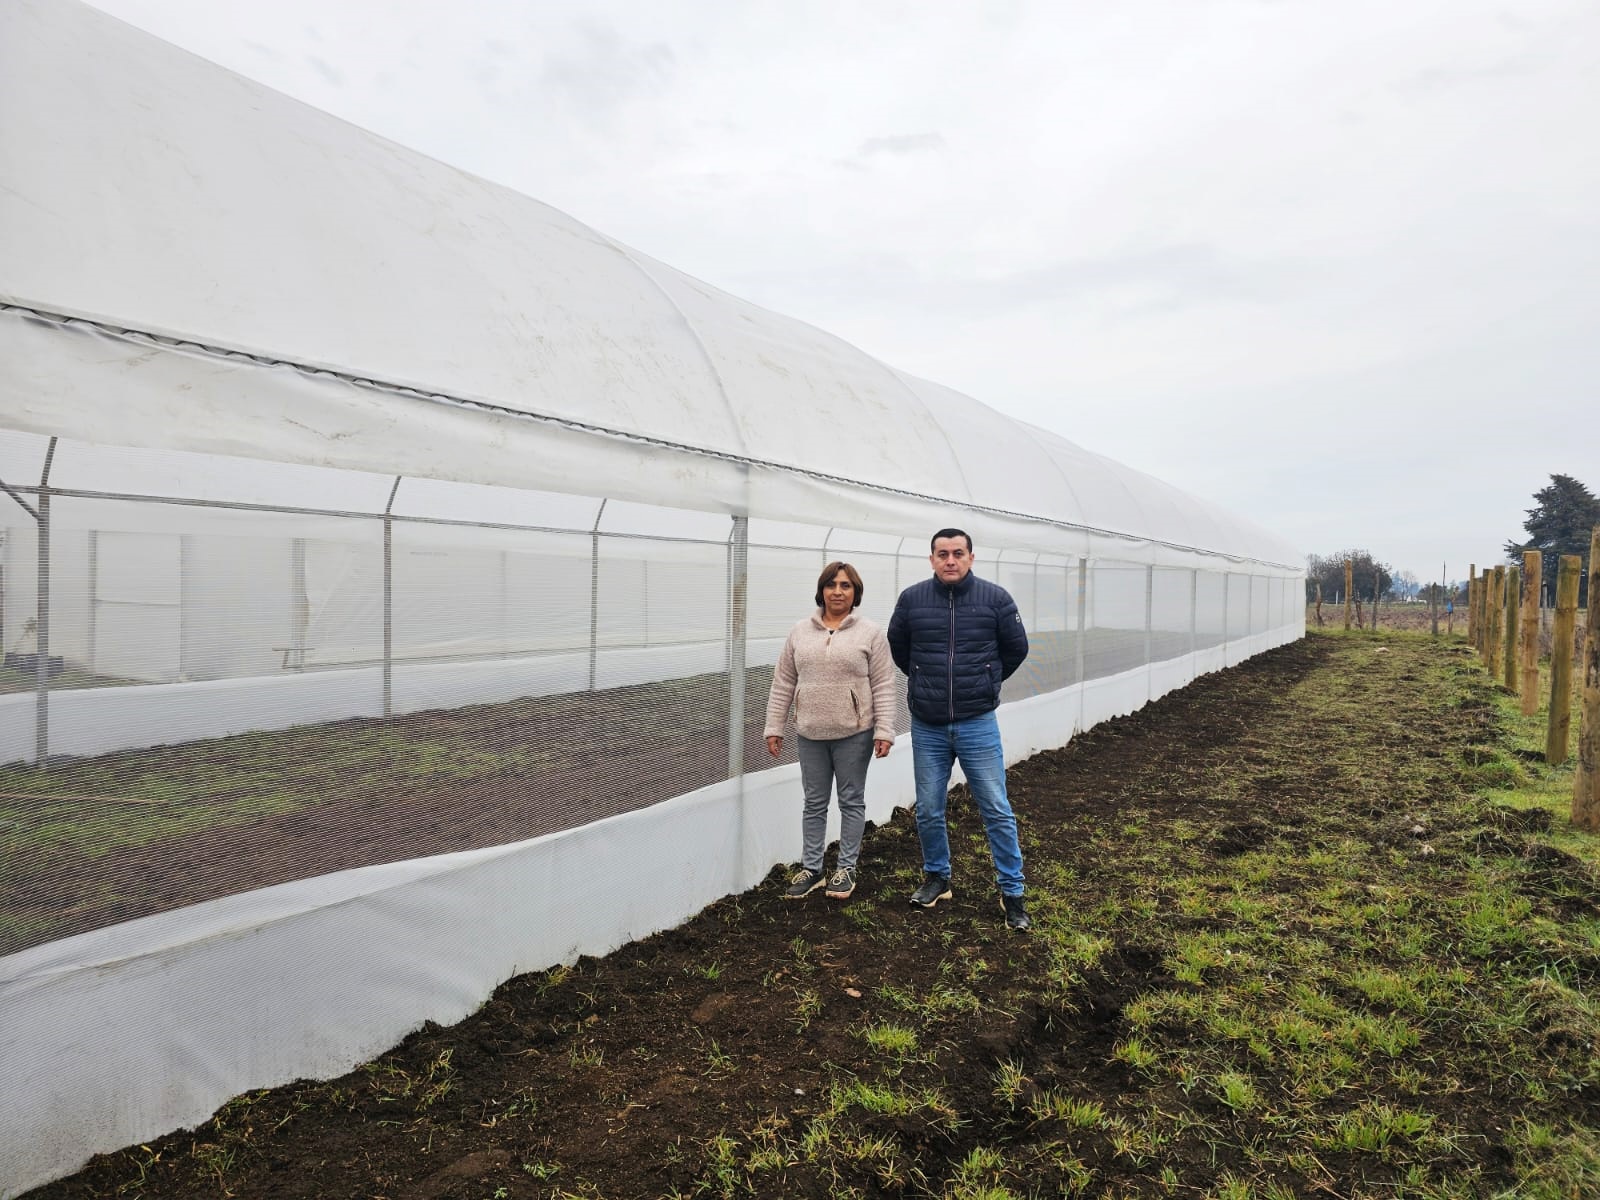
[873,739,892,758]
[766,735,784,758]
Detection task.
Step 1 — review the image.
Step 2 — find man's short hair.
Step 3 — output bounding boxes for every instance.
[930,527,973,554]
[814,560,865,608]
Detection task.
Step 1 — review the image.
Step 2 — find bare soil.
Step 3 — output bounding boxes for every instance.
[22,634,1600,1199]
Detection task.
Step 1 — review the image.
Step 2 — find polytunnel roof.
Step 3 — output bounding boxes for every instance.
[0,0,1300,570]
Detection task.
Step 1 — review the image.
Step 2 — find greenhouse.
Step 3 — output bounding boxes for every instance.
[0,1,1302,1193]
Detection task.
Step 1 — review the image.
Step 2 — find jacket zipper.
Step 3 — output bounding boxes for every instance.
[947,587,956,722]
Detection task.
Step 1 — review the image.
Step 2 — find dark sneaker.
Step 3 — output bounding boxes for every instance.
[824,866,857,900]
[1000,894,1031,932]
[909,874,952,908]
[784,867,826,900]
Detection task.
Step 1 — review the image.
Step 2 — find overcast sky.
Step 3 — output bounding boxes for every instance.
[89,0,1599,586]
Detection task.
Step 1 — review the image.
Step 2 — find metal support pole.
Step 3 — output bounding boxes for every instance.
[1075,557,1089,731]
[1223,573,1232,664]
[727,516,749,780]
[1144,564,1154,667]
[1031,553,1040,634]
[1075,557,1087,685]
[36,491,50,765]
[589,500,606,691]
[1063,560,1071,686]
[1190,568,1198,657]
[0,470,44,764]
[35,437,57,766]
[383,476,401,717]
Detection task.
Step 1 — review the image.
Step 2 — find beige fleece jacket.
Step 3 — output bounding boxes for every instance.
[763,610,898,743]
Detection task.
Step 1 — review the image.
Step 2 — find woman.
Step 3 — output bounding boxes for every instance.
[764,561,896,901]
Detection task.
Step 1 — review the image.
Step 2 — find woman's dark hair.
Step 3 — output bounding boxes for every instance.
[815,560,864,609]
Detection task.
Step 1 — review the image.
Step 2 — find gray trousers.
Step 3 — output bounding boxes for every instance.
[795,728,874,872]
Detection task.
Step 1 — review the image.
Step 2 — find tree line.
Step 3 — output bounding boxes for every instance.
[1305,473,1598,608]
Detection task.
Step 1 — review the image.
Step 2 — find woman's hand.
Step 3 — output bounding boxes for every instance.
[873,739,892,758]
[766,735,784,758]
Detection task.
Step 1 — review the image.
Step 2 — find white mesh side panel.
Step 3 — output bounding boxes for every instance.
[1085,561,1149,680]
[1227,572,1251,640]
[389,527,589,664]
[303,532,385,668]
[178,532,296,681]
[847,550,899,633]
[1152,567,1194,663]
[1196,570,1227,650]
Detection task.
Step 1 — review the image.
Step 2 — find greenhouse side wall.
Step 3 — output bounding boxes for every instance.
[0,435,1303,1197]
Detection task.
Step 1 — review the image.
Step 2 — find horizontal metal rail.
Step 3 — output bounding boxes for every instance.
[2,302,1302,571]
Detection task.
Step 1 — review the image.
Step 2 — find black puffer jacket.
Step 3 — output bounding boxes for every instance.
[887,572,1029,725]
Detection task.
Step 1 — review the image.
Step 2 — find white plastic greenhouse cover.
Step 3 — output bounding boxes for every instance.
[0,0,1298,572]
[0,3,1304,1195]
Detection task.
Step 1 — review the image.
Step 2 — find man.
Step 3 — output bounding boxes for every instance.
[887,527,1031,931]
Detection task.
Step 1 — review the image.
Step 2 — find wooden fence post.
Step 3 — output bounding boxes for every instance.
[1343,560,1353,631]
[1472,576,1484,652]
[1520,551,1542,714]
[1480,570,1491,665]
[1572,529,1600,831]
[1487,566,1504,676]
[1503,565,1521,692]
[1467,564,1477,646]
[1477,573,1485,659]
[1482,572,1494,658]
[1493,569,1504,660]
[1548,554,1581,764]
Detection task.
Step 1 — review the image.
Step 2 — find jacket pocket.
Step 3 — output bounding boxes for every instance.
[844,681,870,729]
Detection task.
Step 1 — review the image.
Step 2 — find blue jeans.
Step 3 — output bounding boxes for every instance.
[912,712,1025,896]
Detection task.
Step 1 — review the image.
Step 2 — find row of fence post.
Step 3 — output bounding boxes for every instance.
[1464,529,1600,831]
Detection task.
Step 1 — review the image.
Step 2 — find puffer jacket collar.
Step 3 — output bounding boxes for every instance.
[936,571,978,601]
